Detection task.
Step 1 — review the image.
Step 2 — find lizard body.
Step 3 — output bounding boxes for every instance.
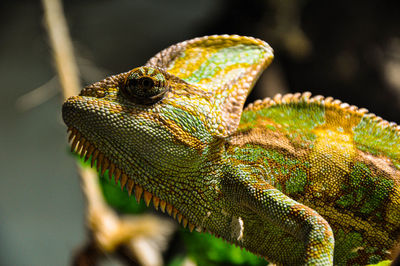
[62,35,400,265]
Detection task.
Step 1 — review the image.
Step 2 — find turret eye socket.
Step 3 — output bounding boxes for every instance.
[122,67,168,105]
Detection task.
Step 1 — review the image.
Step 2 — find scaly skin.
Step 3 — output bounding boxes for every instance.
[62,35,400,265]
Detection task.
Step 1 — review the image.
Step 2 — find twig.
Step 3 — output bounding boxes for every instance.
[15,76,59,111]
[42,0,80,98]
[79,166,175,266]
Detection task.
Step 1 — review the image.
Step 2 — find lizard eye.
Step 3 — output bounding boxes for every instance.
[139,77,154,91]
[122,67,168,105]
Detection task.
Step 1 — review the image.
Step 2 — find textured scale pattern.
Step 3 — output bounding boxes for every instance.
[62,35,400,265]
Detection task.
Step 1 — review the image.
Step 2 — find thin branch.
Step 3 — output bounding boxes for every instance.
[15,76,59,111]
[42,0,80,98]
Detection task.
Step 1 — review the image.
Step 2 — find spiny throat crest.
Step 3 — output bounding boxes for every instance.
[67,126,201,233]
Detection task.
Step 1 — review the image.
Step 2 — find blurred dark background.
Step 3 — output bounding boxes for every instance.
[0,0,399,265]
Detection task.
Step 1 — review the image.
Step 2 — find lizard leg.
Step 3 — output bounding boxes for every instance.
[221,172,334,265]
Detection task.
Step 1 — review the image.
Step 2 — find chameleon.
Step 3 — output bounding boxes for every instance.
[62,35,400,265]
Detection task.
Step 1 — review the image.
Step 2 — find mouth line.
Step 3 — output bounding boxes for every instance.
[67,126,201,233]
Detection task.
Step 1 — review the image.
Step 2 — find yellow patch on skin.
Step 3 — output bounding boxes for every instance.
[167,38,259,84]
[167,47,218,79]
[196,63,250,87]
[109,104,123,114]
[157,117,205,152]
[313,203,391,245]
[386,185,400,225]
[164,99,208,126]
[309,107,362,198]
[354,151,400,226]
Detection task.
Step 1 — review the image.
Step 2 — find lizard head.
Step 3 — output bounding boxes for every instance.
[62,65,217,178]
[62,35,273,230]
